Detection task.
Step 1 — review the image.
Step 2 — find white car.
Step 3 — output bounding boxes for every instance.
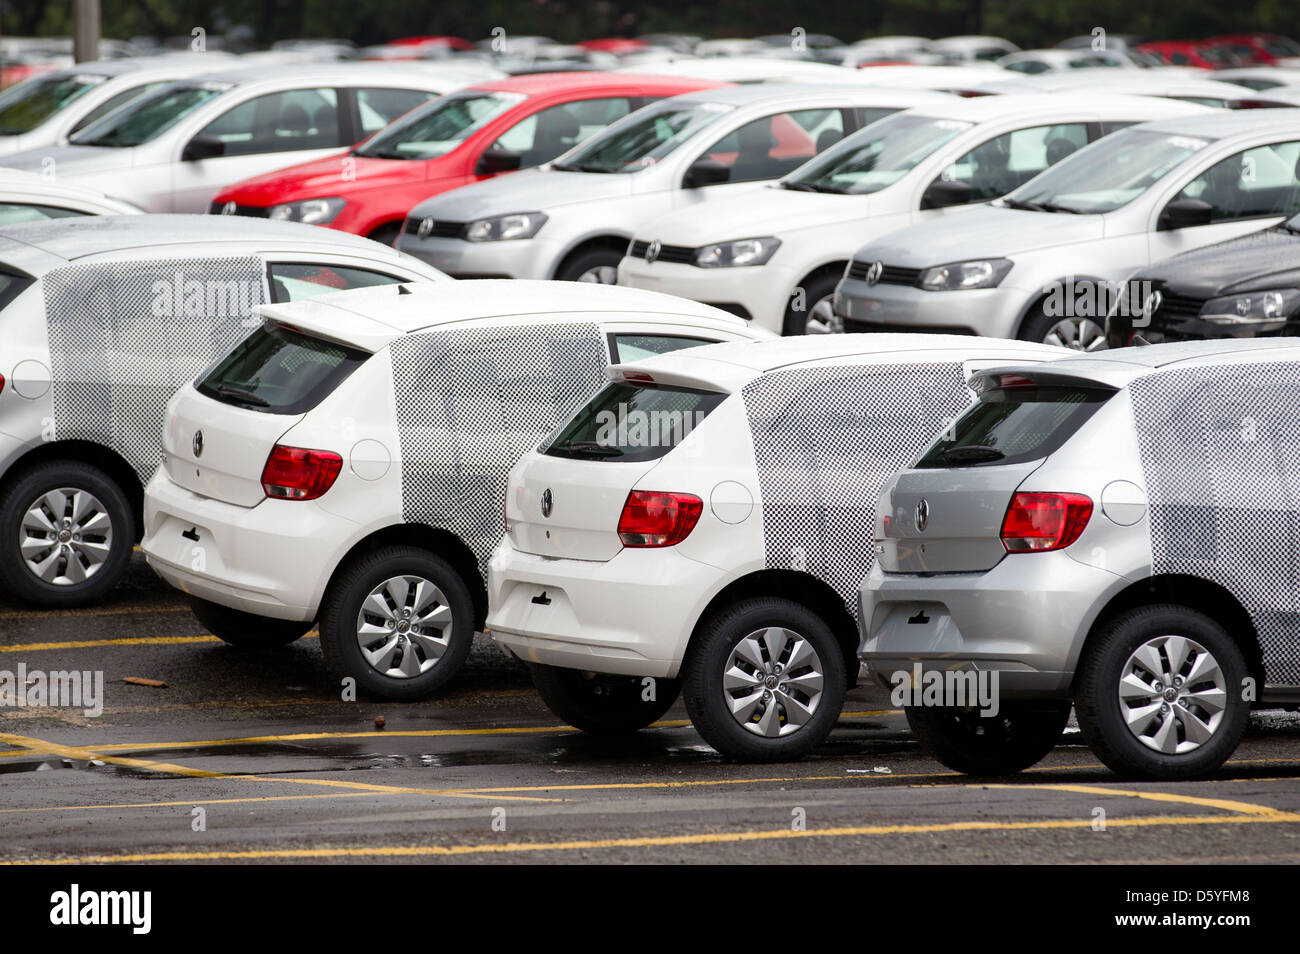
[834,110,1300,348]
[487,334,1067,761]
[625,57,857,84]
[931,35,1019,65]
[140,281,769,698]
[0,62,482,212]
[0,169,141,223]
[396,83,955,284]
[619,94,1206,335]
[0,214,447,607]
[997,49,1139,73]
[977,70,1297,109]
[0,54,234,157]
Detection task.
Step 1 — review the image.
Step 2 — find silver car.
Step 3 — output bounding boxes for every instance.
[859,338,1300,780]
[0,214,446,607]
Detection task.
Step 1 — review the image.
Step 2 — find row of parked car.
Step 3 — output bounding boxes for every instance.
[1,56,1299,782]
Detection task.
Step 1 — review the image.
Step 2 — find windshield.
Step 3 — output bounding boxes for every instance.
[785,112,972,195]
[552,100,732,173]
[354,90,525,159]
[1006,129,1210,214]
[70,83,227,147]
[0,73,104,135]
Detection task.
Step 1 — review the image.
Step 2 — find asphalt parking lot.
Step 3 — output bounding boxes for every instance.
[0,551,1297,865]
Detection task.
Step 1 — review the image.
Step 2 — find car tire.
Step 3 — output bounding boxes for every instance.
[317,546,475,701]
[189,597,313,649]
[555,247,621,284]
[530,664,681,735]
[1017,299,1106,351]
[905,701,1071,776]
[1075,604,1249,780]
[0,460,134,607]
[782,271,841,336]
[683,597,846,762]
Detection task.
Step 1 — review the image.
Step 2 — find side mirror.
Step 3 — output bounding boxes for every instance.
[182,134,225,162]
[475,148,522,175]
[682,158,731,189]
[920,178,973,209]
[1157,198,1213,231]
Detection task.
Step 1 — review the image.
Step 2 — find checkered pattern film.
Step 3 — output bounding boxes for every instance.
[389,323,608,570]
[42,257,265,480]
[741,362,969,615]
[1131,362,1300,686]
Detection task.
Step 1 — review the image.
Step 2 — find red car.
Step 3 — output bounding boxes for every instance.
[1133,40,1242,69]
[210,72,719,242]
[1206,33,1300,66]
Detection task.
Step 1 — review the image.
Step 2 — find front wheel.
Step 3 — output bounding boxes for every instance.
[555,247,621,284]
[189,597,313,649]
[782,272,842,336]
[1018,300,1106,351]
[318,546,476,700]
[530,665,680,735]
[683,597,846,762]
[905,701,1071,776]
[1075,605,1249,780]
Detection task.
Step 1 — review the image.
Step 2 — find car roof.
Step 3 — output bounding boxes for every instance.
[173,61,478,87]
[1123,107,1300,138]
[0,214,407,270]
[988,71,1274,96]
[470,70,716,95]
[665,81,916,107]
[255,279,754,339]
[902,91,1204,122]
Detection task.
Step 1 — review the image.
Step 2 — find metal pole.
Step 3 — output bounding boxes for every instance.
[73,0,101,63]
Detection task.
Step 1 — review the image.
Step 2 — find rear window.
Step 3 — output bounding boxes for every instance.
[542,380,726,462]
[195,323,368,415]
[916,378,1113,468]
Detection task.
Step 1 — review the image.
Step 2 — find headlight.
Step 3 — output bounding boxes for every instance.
[694,237,781,268]
[267,197,346,225]
[918,258,1013,291]
[1200,288,1300,326]
[464,212,548,242]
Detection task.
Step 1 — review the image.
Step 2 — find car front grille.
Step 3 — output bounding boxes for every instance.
[404,216,466,239]
[845,260,923,286]
[208,201,269,217]
[628,240,697,265]
[1153,289,1207,320]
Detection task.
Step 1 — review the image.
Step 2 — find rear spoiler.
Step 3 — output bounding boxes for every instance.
[970,366,1121,394]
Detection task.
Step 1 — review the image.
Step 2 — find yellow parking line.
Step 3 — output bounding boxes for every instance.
[9,811,1300,865]
[0,732,227,779]
[0,631,318,653]
[0,792,382,814]
[1002,782,1286,816]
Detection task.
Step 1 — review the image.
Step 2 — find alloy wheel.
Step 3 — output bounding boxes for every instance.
[1118,634,1227,754]
[19,487,113,586]
[355,575,453,679]
[722,626,825,737]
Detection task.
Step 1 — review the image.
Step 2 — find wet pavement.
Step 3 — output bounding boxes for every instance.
[2,554,1299,864]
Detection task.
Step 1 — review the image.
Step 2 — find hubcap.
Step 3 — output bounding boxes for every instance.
[723,626,824,737]
[355,575,453,679]
[1118,634,1227,754]
[576,265,618,284]
[803,294,843,335]
[19,487,113,586]
[1043,317,1106,352]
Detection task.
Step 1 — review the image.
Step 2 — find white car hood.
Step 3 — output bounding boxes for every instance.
[637,184,871,245]
[855,205,1106,265]
[408,167,637,221]
[2,143,137,176]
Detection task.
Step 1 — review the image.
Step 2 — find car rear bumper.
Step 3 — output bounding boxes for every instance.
[142,470,353,621]
[834,277,1021,338]
[486,539,723,678]
[617,256,791,334]
[858,552,1125,699]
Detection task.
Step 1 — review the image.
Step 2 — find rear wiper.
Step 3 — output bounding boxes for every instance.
[937,445,1004,464]
[556,440,621,457]
[216,384,269,407]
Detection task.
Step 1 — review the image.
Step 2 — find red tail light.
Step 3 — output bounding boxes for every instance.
[0,372,5,395]
[617,491,703,547]
[1001,492,1092,553]
[261,445,343,501]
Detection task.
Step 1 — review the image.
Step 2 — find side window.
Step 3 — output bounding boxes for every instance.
[268,263,405,303]
[1173,141,1300,222]
[703,109,844,184]
[0,203,85,226]
[1007,60,1049,74]
[70,82,170,134]
[611,333,714,363]
[493,98,633,167]
[356,87,438,136]
[195,88,341,157]
[939,123,1090,201]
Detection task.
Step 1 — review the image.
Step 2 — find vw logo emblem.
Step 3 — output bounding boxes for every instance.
[540,488,553,518]
[645,239,661,264]
[866,261,884,286]
[220,201,236,215]
[417,217,434,239]
[192,430,204,458]
[1142,289,1162,320]
[915,498,929,532]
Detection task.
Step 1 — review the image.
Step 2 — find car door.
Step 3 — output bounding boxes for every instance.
[1147,139,1300,263]
[170,87,348,212]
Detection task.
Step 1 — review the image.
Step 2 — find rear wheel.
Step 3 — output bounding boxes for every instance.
[683,597,846,762]
[1075,605,1248,780]
[905,701,1071,776]
[189,597,313,649]
[0,460,134,607]
[318,546,475,700]
[782,272,842,336]
[530,665,680,735]
[556,247,621,284]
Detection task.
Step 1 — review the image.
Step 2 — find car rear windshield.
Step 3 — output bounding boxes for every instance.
[915,378,1114,468]
[195,323,369,415]
[542,380,727,462]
